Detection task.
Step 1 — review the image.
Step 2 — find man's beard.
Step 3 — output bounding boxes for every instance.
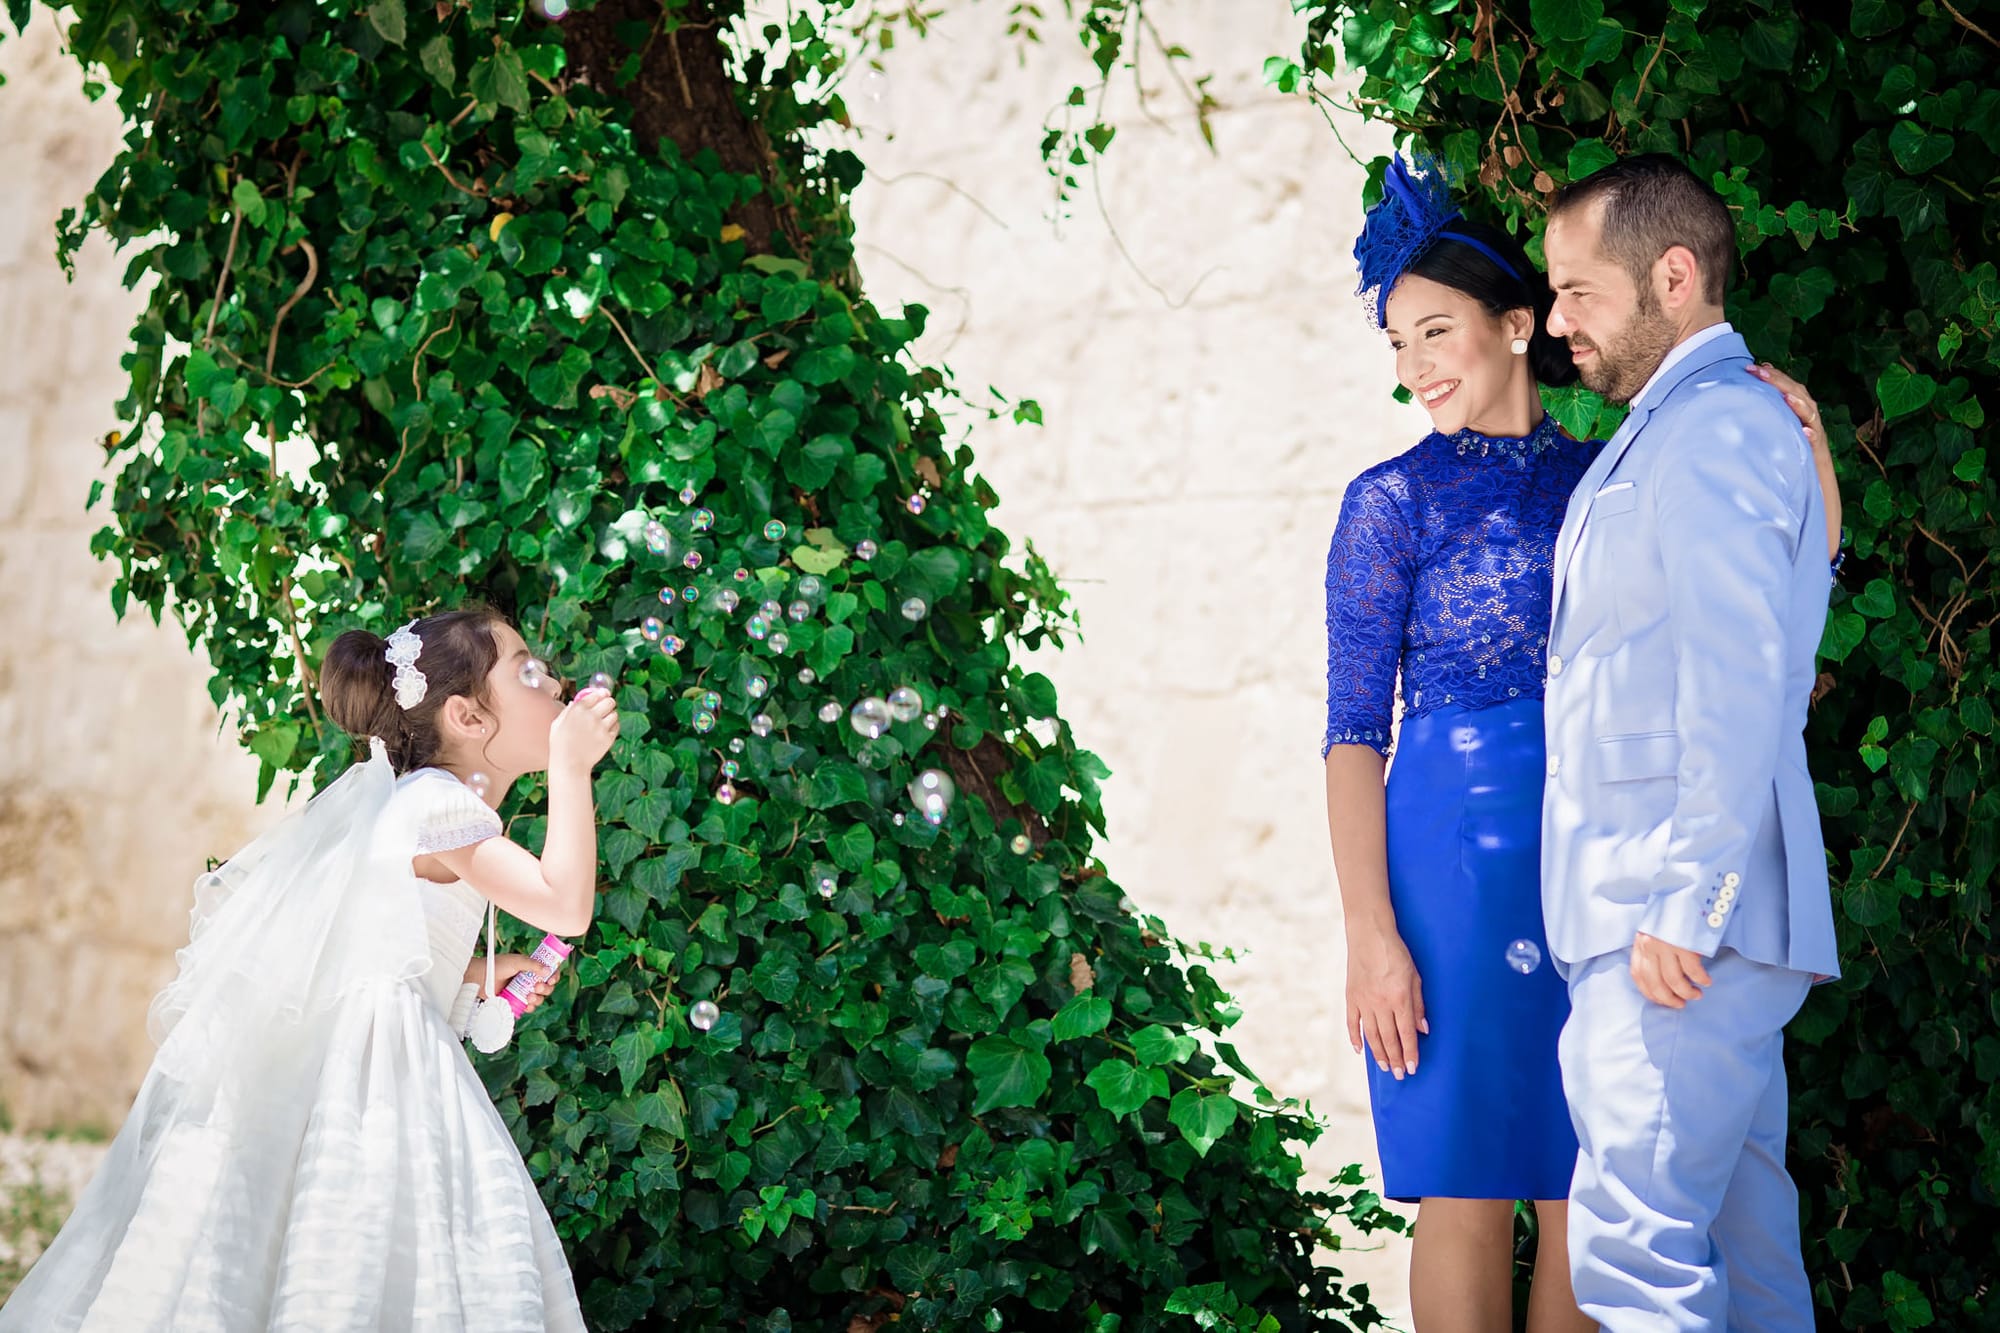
[1571,287,1677,405]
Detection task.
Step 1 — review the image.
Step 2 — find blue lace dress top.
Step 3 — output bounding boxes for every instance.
[1323,414,1600,756]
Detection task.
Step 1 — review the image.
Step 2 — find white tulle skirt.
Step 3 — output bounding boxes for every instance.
[0,977,585,1332]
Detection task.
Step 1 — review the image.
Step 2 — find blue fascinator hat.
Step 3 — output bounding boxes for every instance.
[1353,153,1524,328]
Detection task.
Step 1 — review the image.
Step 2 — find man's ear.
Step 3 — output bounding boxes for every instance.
[1655,244,1703,312]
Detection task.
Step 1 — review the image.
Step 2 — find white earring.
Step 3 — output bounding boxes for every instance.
[1510,337,1530,355]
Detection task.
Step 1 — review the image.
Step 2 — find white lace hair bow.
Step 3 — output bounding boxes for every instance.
[384,620,428,709]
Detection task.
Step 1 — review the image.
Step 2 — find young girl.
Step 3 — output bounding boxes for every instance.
[1,607,618,1331]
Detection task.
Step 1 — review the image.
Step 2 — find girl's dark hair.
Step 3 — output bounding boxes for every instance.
[1403,220,1579,389]
[320,608,510,772]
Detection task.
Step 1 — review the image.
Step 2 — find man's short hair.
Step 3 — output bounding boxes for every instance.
[1549,154,1735,305]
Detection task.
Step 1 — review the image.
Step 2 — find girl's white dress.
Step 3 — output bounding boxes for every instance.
[0,747,587,1331]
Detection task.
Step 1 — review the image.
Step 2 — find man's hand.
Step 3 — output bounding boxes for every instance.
[1631,931,1713,1009]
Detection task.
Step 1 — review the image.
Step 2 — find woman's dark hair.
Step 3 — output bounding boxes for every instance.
[1402,219,1579,388]
[320,607,510,772]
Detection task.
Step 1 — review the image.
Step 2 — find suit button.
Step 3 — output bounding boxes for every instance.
[1547,755,1561,777]
[1548,653,1565,677]
[1707,912,1726,929]
[1722,872,1741,890]
[1717,887,1736,904]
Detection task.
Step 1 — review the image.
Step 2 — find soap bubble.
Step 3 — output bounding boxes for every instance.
[767,632,790,653]
[715,782,737,805]
[732,567,750,582]
[467,772,491,798]
[1505,939,1543,975]
[750,713,773,737]
[747,674,769,699]
[678,485,699,505]
[886,686,923,723]
[682,551,703,570]
[728,737,745,754]
[530,0,571,20]
[818,701,842,724]
[721,759,740,778]
[700,691,722,713]
[1010,834,1031,855]
[850,697,892,738]
[682,585,701,602]
[714,589,741,613]
[908,768,956,825]
[921,712,939,731]
[659,635,684,656]
[640,617,665,642]
[588,672,615,694]
[855,539,878,560]
[643,520,670,555]
[747,616,771,641]
[658,587,677,606]
[798,667,816,684]
[520,658,548,688]
[815,872,838,899]
[892,813,905,826]
[787,600,810,622]
[901,597,928,622]
[692,710,717,734]
[690,1000,720,1031]
[796,576,824,600]
[691,507,714,532]
[759,599,783,621]
[906,494,927,515]
[763,520,787,541]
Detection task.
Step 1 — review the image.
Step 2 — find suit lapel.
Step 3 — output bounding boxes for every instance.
[1549,329,1757,616]
[1551,403,1649,615]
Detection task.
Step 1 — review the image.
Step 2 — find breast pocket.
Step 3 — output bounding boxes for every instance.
[1588,479,1639,519]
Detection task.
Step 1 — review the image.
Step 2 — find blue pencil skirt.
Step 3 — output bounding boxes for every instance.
[1366,697,1577,1202]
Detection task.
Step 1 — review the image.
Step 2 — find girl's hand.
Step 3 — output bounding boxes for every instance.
[550,687,619,776]
[468,953,559,1013]
[1346,929,1427,1080]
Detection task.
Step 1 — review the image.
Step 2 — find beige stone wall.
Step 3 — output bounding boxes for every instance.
[0,4,1423,1317]
[846,5,1425,1314]
[0,19,268,1135]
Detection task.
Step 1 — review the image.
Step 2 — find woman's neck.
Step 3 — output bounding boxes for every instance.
[1461,382,1545,440]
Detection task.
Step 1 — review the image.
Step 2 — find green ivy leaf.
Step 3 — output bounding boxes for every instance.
[965,1034,1052,1113]
[1050,994,1112,1041]
[1876,364,1938,419]
[1084,1059,1166,1117]
[1167,1087,1238,1158]
[1528,0,1605,43]
[365,0,407,47]
[1888,121,1954,175]
[470,48,531,114]
[1131,1024,1197,1067]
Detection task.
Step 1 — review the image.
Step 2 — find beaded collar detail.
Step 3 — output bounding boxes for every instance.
[1441,412,1565,466]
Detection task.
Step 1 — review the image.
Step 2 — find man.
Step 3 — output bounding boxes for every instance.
[1539,153,1840,1330]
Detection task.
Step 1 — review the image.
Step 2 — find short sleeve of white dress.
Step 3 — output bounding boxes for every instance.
[391,768,504,859]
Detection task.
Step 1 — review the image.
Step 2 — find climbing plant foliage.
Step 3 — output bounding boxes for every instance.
[1259,2,1998,1328]
[1,0,1403,1329]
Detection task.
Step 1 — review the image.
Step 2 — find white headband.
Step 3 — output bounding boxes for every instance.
[384,620,428,710]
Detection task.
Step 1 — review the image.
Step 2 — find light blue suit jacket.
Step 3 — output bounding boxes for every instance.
[1541,330,1840,978]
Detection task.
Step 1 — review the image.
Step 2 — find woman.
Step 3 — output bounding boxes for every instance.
[1321,157,1840,1332]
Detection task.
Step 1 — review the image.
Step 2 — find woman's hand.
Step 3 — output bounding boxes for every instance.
[467,953,559,1013]
[550,686,620,777]
[1346,928,1428,1080]
[1749,362,1843,558]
